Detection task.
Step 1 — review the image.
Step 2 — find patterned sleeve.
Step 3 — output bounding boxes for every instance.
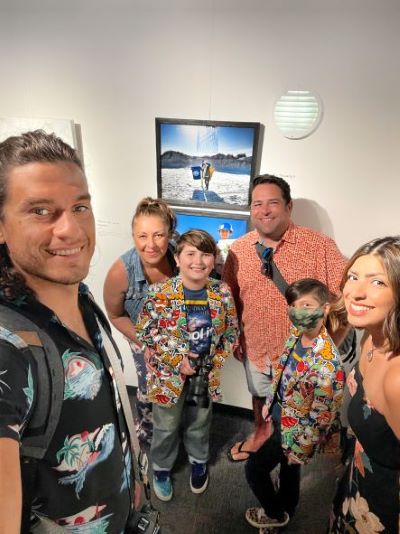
[0,340,36,442]
[312,363,344,436]
[135,287,160,350]
[212,282,239,368]
[285,362,345,464]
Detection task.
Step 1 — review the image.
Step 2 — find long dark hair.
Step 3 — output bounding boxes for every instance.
[0,130,83,300]
[336,236,400,355]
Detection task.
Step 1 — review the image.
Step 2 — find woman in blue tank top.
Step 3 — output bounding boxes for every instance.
[103,197,177,446]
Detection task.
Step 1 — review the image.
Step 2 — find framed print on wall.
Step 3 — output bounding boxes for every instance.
[156,118,261,211]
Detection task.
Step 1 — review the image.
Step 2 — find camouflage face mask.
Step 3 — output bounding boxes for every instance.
[288,306,324,332]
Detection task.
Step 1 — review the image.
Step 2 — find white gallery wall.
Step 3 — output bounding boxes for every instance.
[0,0,399,408]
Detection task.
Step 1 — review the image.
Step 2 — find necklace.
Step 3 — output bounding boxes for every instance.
[366,344,375,362]
[366,340,391,362]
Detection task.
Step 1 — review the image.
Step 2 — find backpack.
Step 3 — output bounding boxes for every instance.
[0,305,65,458]
[0,299,112,532]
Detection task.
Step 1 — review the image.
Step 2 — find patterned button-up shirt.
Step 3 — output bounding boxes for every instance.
[222,223,346,371]
[136,276,239,407]
[265,325,345,464]
[0,285,133,532]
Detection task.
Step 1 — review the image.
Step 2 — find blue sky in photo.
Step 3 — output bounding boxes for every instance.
[161,123,255,156]
[176,212,248,241]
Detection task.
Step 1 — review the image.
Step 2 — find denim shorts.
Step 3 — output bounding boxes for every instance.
[244,357,273,397]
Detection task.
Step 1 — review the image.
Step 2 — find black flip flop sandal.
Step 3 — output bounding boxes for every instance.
[227,440,253,462]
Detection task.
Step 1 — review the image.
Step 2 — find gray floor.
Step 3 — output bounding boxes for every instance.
[133,398,340,534]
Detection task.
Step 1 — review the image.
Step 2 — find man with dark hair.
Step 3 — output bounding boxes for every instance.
[223,173,346,461]
[0,131,138,532]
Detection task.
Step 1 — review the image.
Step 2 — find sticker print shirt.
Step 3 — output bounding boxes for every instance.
[0,285,133,533]
[136,276,239,407]
[277,339,309,401]
[184,287,212,357]
[264,325,344,464]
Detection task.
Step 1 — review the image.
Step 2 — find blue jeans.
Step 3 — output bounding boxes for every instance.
[245,403,300,519]
[151,383,213,471]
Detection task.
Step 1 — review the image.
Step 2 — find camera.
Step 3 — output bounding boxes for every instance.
[126,503,160,534]
[186,352,213,408]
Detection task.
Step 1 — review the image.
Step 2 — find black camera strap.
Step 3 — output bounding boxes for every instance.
[255,242,288,296]
[95,318,154,507]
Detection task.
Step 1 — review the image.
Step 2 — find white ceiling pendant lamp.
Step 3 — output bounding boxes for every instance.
[274,90,323,140]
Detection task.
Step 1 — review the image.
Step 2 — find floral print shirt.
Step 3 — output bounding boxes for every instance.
[0,285,133,533]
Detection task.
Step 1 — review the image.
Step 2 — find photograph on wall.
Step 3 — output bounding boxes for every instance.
[156,118,261,210]
[174,209,249,273]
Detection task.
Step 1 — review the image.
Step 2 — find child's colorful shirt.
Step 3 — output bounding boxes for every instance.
[265,325,345,464]
[135,276,239,407]
[277,339,309,402]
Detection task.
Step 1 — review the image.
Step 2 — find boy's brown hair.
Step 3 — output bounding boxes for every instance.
[285,278,331,307]
[176,229,218,257]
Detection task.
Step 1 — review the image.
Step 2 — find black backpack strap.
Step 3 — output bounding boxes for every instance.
[255,242,289,296]
[0,305,64,459]
[0,305,64,531]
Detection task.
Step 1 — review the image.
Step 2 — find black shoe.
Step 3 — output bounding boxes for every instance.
[190,462,208,494]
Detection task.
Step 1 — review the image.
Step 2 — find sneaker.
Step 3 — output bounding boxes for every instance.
[245,507,289,529]
[190,462,209,494]
[153,470,173,502]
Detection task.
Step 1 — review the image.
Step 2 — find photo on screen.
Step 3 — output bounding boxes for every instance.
[174,209,249,271]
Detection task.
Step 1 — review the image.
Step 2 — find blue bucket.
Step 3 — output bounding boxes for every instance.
[191,166,202,180]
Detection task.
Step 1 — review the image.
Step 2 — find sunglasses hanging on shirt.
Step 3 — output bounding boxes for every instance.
[255,242,288,296]
[255,242,274,277]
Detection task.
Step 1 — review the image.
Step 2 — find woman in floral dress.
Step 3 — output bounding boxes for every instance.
[328,236,400,533]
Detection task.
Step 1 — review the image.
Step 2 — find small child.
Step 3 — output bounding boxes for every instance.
[244,278,345,532]
[136,229,238,502]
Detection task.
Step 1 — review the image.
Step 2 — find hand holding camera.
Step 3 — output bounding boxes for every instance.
[180,353,197,375]
[185,351,213,408]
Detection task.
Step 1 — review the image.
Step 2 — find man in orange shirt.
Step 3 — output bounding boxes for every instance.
[222,175,346,461]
